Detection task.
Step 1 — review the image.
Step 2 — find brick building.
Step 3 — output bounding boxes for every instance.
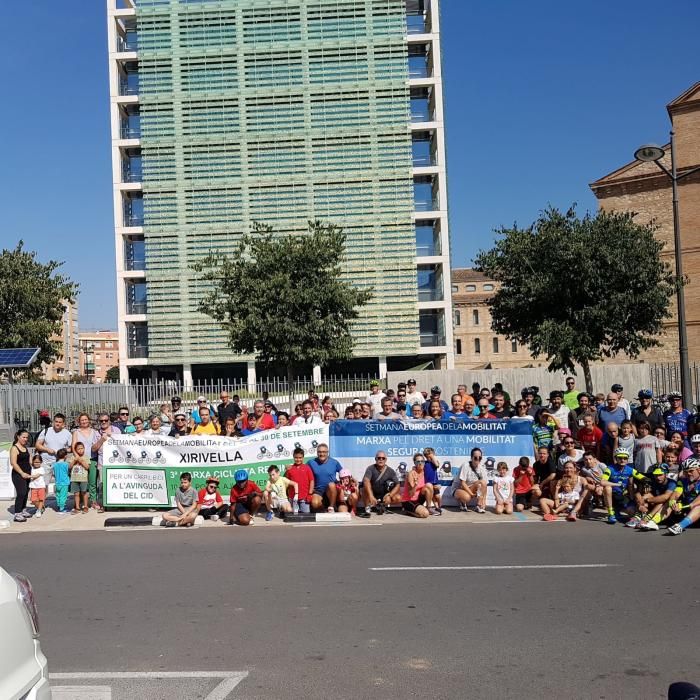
[42,301,80,381]
[590,81,700,363]
[451,268,538,368]
[79,331,120,383]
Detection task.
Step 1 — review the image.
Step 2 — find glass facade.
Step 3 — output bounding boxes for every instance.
[133,0,419,364]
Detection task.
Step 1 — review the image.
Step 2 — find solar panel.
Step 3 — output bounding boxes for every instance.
[0,348,41,368]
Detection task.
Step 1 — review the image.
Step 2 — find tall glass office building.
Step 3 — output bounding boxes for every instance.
[108,0,453,383]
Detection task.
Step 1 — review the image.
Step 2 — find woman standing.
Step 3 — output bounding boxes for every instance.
[71,413,101,510]
[10,430,32,522]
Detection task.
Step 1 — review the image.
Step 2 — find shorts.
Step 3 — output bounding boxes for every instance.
[70,482,88,494]
[515,492,533,508]
[166,508,182,518]
[30,488,46,502]
[232,501,251,518]
[371,480,396,500]
[403,493,428,512]
[270,493,290,509]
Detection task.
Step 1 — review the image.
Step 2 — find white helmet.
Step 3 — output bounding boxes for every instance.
[691,434,700,444]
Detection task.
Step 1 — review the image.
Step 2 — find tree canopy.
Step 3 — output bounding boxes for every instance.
[0,241,79,371]
[192,221,372,383]
[105,366,120,383]
[474,206,677,390]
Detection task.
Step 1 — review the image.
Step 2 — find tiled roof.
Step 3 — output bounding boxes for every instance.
[451,268,490,283]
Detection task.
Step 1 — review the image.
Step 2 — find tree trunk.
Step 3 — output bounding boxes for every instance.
[287,364,295,415]
[581,358,593,394]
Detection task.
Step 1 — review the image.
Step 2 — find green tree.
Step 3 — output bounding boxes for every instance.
[193,221,373,399]
[105,366,121,383]
[0,241,79,372]
[474,206,678,391]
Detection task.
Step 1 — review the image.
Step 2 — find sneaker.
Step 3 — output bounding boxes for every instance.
[164,520,176,528]
[194,515,204,526]
[428,506,441,516]
[566,511,577,522]
[327,506,335,513]
[210,514,219,522]
[34,510,42,519]
[21,509,33,518]
[364,505,371,516]
[640,520,659,531]
[543,513,557,522]
[625,516,641,529]
[13,514,26,523]
[375,503,386,516]
[475,506,486,514]
[265,511,273,522]
[607,514,618,525]
[667,523,684,536]
[248,517,255,526]
[459,502,469,512]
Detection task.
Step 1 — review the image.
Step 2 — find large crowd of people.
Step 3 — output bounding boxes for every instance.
[8,376,700,535]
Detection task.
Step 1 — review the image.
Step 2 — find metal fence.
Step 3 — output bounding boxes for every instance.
[650,363,700,406]
[0,374,381,432]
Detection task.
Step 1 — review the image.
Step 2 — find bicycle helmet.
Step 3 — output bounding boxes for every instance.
[668,391,682,400]
[650,464,669,476]
[682,458,700,471]
[637,389,653,399]
[614,448,630,459]
[338,469,352,479]
[691,434,700,444]
[234,469,249,483]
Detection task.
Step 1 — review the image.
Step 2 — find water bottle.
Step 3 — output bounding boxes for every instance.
[293,497,299,514]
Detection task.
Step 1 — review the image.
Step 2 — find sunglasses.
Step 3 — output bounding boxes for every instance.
[472,455,482,460]
[376,456,387,461]
[563,441,574,445]
[119,413,129,416]
[99,419,109,423]
[414,459,425,463]
[175,418,186,422]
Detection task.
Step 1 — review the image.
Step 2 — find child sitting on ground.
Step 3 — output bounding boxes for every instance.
[336,469,359,514]
[69,442,91,513]
[29,454,46,517]
[53,448,71,513]
[264,465,298,521]
[493,461,514,515]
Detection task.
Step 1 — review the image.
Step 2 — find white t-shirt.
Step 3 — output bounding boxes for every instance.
[365,392,386,416]
[292,415,324,426]
[29,466,46,490]
[37,427,72,468]
[493,474,514,501]
[404,391,424,409]
[452,463,487,491]
[557,450,584,470]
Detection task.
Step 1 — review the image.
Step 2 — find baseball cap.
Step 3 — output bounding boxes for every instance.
[431,385,441,393]
[549,390,564,400]
[407,378,416,384]
[171,396,182,402]
[611,383,623,392]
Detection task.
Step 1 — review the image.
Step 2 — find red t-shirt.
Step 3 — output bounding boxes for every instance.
[578,426,603,454]
[229,481,262,505]
[242,413,275,431]
[513,466,536,494]
[198,487,224,509]
[285,464,314,501]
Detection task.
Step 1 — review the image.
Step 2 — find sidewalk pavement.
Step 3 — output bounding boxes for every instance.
[0,499,545,534]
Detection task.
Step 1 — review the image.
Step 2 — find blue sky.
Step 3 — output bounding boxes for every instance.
[1,0,699,329]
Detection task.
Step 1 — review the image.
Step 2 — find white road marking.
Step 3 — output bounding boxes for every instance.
[52,686,111,699]
[369,564,621,571]
[49,672,248,700]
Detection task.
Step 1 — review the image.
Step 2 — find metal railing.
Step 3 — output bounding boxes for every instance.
[127,345,148,359]
[126,301,147,315]
[0,374,382,431]
[117,35,138,52]
[650,362,700,408]
[123,214,144,227]
[119,80,139,96]
[125,258,146,271]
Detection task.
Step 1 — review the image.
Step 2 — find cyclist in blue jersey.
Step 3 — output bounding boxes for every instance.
[532,408,559,450]
[665,458,700,535]
[601,448,645,524]
[629,464,677,530]
[663,391,692,440]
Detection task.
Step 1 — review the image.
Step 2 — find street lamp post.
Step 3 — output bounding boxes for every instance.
[635,132,700,409]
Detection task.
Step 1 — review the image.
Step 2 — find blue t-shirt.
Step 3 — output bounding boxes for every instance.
[443,411,468,422]
[663,408,692,438]
[307,457,342,494]
[53,460,70,486]
[597,406,627,431]
[423,460,439,485]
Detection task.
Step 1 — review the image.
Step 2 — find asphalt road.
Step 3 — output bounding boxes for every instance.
[2,519,698,699]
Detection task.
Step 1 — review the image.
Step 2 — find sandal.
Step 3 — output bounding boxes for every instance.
[543,513,557,521]
[71,509,79,514]
[82,507,89,514]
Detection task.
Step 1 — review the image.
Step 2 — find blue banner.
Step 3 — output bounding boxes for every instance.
[330,419,535,504]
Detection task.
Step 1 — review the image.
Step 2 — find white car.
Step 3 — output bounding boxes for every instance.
[0,567,51,699]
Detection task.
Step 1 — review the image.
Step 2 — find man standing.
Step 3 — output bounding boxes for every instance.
[521,387,539,418]
[597,393,628,432]
[548,391,577,435]
[631,389,664,434]
[611,384,631,420]
[491,392,512,419]
[476,399,496,419]
[308,444,343,512]
[404,379,424,411]
[443,394,468,422]
[293,400,324,426]
[365,380,386,417]
[361,451,401,515]
[217,391,241,425]
[663,391,692,440]
[563,377,579,410]
[113,407,134,433]
[191,407,218,435]
[35,413,72,486]
[421,386,449,414]
[169,412,189,437]
[244,400,276,431]
[376,397,400,421]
